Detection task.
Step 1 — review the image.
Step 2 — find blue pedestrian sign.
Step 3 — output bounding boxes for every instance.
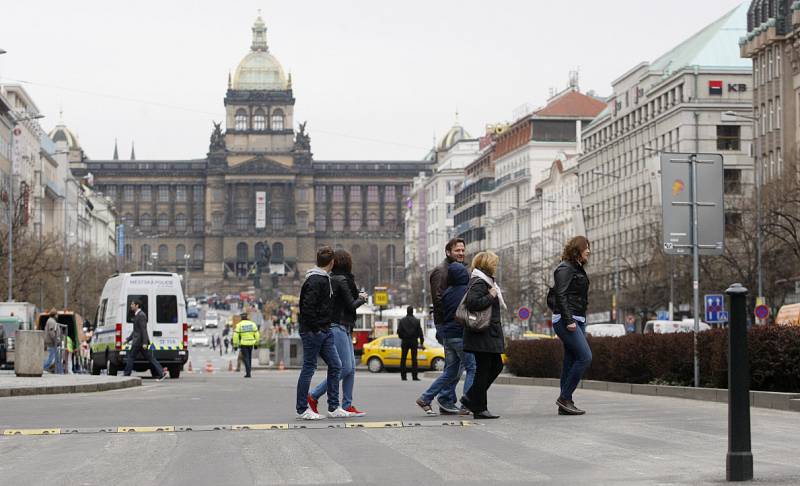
[718,311,729,322]
[656,310,669,321]
[704,294,725,323]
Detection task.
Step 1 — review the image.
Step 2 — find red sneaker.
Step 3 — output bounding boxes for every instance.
[307,394,318,414]
[345,406,366,417]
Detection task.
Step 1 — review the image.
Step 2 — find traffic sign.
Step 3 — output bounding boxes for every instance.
[754,304,770,320]
[657,310,669,321]
[518,307,531,320]
[718,311,729,322]
[704,294,725,323]
[373,287,388,307]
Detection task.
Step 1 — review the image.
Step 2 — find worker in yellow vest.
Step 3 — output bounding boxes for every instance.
[233,312,260,378]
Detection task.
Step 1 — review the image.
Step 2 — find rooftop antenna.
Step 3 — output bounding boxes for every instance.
[569,69,580,90]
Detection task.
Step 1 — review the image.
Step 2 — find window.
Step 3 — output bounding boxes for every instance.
[725,212,742,235]
[367,185,379,202]
[761,104,766,136]
[253,108,266,130]
[140,213,152,227]
[141,244,151,264]
[126,295,148,324]
[158,213,169,229]
[768,48,774,80]
[777,147,783,176]
[159,186,169,202]
[212,212,223,229]
[141,185,151,201]
[106,186,117,199]
[350,186,361,202]
[271,109,284,130]
[156,295,178,324]
[272,212,285,231]
[236,213,249,230]
[192,244,204,261]
[296,211,308,230]
[176,186,186,202]
[193,186,204,202]
[769,100,774,131]
[384,212,396,231]
[124,185,134,202]
[332,213,344,231]
[175,213,187,231]
[382,338,401,348]
[716,125,740,151]
[158,244,168,261]
[315,186,326,203]
[176,244,186,262]
[384,186,395,203]
[367,213,379,230]
[315,211,326,231]
[193,213,204,232]
[776,97,781,129]
[97,299,108,327]
[350,213,361,231]
[235,109,248,130]
[332,186,344,202]
[723,169,741,195]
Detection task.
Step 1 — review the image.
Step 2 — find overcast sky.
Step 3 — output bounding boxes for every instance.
[1,0,745,161]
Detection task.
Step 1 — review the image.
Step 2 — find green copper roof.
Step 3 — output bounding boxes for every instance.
[650,3,749,73]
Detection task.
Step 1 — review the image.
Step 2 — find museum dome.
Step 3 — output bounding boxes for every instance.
[438,123,472,151]
[232,15,288,91]
[48,123,80,149]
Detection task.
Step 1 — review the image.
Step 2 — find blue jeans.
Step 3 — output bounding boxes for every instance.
[553,321,592,401]
[419,337,475,407]
[311,325,355,409]
[43,346,63,374]
[296,329,342,414]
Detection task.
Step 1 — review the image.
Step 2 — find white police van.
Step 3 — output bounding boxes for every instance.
[91,272,189,378]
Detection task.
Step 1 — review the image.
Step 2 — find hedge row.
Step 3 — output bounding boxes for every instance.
[505,326,800,393]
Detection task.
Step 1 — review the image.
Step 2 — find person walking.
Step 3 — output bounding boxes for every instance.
[218,335,223,356]
[295,246,347,420]
[416,262,476,415]
[552,236,592,416]
[223,335,230,354]
[397,306,424,381]
[430,238,466,341]
[123,300,167,380]
[42,309,63,374]
[233,312,260,378]
[461,251,506,419]
[211,332,217,351]
[308,250,369,417]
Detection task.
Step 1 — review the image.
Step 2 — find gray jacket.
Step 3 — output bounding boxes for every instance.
[44,317,61,348]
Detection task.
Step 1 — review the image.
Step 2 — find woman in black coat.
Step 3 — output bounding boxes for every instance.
[552,235,592,415]
[461,250,506,419]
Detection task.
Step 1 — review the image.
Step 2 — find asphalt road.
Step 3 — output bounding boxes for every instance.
[2,353,799,486]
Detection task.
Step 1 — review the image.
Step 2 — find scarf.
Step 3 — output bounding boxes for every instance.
[471,268,507,310]
[304,267,333,297]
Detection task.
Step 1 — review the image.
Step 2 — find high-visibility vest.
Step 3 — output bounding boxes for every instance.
[233,320,260,347]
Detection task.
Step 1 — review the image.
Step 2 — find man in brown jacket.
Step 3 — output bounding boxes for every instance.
[429,238,466,341]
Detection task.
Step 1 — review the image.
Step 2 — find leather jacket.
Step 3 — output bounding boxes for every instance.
[553,260,589,325]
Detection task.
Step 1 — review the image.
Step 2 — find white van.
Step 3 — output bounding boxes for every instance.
[585,323,627,337]
[644,319,711,334]
[91,272,188,378]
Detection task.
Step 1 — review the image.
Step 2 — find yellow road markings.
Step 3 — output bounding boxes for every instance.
[3,428,61,436]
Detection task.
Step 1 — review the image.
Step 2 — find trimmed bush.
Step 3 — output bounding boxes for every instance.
[506,326,800,393]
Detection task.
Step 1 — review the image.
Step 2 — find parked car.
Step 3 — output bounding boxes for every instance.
[0,315,24,369]
[187,305,200,318]
[189,333,210,347]
[775,303,800,326]
[644,320,711,334]
[585,323,627,337]
[204,317,218,329]
[190,321,205,332]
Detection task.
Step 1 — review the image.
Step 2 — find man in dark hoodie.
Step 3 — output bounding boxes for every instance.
[295,246,348,420]
[429,238,466,341]
[416,262,475,415]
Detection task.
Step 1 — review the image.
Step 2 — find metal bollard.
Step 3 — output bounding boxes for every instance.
[725,283,753,481]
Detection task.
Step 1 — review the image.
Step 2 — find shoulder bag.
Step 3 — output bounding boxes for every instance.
[454,280,492,332]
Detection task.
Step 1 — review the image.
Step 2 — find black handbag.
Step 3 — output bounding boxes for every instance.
[455,280,492,332]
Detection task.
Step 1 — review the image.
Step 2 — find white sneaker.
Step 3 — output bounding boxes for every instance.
[327,407,352,418]
[296,409,323,420]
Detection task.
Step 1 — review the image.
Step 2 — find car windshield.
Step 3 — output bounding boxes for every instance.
[424,338,443,348]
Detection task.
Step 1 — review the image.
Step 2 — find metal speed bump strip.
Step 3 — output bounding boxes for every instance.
[117,426,175,433]
[3,428,61,436]
[345,421,402,429]
[232,424,289,431]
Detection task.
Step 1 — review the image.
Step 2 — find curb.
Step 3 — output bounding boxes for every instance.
[423,372,800,412]
[0,377,142,398]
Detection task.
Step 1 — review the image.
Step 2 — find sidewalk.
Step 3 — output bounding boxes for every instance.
[0,371,141,397]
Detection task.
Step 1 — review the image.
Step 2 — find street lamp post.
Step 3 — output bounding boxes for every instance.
[184,253,191,296]
[592,169,622,325]
[722,111,762,306]
[7,112,45,302]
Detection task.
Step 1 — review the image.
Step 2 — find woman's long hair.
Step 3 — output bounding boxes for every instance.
[561,236,590,264]
[333,249,353,274]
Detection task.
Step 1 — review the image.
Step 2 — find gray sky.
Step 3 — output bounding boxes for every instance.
[1,0,745,161]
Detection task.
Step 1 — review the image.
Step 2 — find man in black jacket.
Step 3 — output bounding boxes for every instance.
[429,238,466,341]
[295,246,347,420]
[123,299,166,380]
[397,306,425,381]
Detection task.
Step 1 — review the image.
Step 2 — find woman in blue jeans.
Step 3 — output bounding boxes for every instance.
[308,250,369,416]
[552,236,592,415]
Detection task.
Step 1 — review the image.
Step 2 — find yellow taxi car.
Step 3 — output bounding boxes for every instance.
[522,331,555,340]
[361,335,445,373]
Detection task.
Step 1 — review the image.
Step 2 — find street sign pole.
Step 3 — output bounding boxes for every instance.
[690,154,701,388]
